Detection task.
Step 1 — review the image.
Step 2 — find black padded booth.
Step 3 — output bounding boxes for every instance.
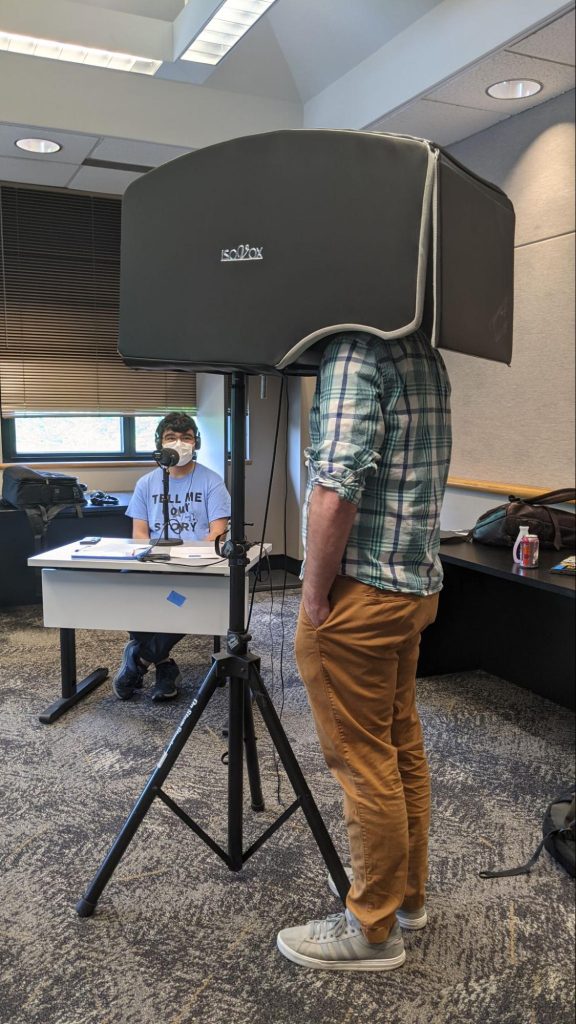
[117,129,515,373]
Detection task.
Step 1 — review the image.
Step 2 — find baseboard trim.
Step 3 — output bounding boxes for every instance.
[263,553,302,576]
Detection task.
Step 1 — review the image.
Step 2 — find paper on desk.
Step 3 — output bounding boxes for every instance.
[71,540,152,560]
[169,546,218,559]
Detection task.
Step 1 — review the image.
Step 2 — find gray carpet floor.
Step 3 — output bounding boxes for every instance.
[0,592,574,1024]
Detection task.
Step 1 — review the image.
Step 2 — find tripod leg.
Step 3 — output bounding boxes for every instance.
[76,661,221,917]
[227,678,244,870]
[248,665,350,902]
[243,688,265,813]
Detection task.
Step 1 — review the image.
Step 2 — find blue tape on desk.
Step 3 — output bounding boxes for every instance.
[167,591,187,607]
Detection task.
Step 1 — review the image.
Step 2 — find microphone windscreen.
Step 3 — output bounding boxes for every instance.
[155,447,179,467]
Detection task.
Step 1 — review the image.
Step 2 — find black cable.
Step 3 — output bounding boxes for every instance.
[274,383,290,803]
[241,379,286,805]
[246,376,285,629]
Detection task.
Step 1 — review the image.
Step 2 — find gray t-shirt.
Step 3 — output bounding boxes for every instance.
[126,463,230,541]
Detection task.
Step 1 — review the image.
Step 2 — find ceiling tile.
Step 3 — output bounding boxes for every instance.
[90,137,191,166]
[428,51,575,113]
[67,165,143,194]
[0,155,78,186]
[368,98,510,147]
[509,10,575,67]
[0,124,99,162]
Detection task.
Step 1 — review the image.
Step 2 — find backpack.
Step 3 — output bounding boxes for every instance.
[479,790,576,880]
[1,464,86,547]
[471,489,576,550]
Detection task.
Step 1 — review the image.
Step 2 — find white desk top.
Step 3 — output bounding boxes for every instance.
[29,540,271,576]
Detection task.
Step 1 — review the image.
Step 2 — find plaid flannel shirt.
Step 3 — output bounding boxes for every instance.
[302,331,452,595]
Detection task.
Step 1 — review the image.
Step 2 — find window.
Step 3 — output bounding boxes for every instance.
[0,184,197,461]
[12,415,122,455]
[134,415,162,453]
[1,413,197,462]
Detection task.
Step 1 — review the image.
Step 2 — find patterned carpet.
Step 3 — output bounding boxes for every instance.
[0,592,574,1024]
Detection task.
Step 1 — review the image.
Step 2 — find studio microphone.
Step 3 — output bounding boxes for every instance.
[154,447,179,468]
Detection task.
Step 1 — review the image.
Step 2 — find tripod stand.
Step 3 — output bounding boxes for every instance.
[76,371,349,917]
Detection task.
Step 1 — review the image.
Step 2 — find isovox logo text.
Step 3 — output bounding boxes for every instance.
[220,244,263,262]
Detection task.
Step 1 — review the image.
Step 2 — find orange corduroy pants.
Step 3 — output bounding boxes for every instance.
[295,574,439,943]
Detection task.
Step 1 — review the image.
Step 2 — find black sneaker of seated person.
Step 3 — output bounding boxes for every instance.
[150,658,182,702]
[112,640,148,700]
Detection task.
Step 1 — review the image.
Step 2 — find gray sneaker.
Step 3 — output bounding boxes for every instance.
[150,658,181,702]
[277,911,405,971]
[112,640,147,701]
[327,868,428,930]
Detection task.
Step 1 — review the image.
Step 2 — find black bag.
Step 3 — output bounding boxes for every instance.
[479,789,575,880]
[1,464,86,546]
[471,489,576,550]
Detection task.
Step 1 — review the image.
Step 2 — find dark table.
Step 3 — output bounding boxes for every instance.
[418,541,575,709]
[0,492,132,606]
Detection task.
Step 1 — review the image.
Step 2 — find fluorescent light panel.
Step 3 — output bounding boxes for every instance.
[181,0,276,66]
[0,31,161,74]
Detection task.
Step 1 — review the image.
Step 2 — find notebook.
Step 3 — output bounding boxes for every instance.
[71,539,152,560]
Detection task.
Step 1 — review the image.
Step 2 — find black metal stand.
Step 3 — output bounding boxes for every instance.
[154,464,182,547]
[76,372,349,917]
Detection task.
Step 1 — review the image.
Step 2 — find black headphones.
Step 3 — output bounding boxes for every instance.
[89,490,120,506]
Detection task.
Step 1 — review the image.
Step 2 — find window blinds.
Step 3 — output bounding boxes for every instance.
[0,184,196,416]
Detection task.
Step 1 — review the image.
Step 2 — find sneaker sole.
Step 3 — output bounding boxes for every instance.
[327,871,428,930]
[150,687,179,702]
[277,935,406,971]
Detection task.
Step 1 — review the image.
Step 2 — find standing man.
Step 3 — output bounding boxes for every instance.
[112,411,230,703]
[277,331,452,970]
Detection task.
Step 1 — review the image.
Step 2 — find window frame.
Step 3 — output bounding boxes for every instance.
[1,414,157,463]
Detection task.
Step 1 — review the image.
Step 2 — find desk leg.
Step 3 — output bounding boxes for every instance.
[39,628,109,725]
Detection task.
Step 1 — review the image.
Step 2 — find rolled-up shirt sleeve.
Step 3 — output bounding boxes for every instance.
[305,336,384,506]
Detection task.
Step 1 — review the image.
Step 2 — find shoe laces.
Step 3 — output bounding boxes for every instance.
[309,912,358,942]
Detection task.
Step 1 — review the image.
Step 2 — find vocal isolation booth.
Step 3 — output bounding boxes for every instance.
[118,129,515,374]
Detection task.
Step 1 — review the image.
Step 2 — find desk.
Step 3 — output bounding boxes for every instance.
[28,542,270,724]
[418,542,575,709]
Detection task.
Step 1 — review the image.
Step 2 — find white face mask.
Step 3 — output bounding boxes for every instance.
[166,439,195,467]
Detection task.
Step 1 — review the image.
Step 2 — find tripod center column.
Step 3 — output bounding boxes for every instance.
[227,371,250,656]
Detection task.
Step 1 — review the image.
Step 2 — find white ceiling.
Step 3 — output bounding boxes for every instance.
[0,0,573,195]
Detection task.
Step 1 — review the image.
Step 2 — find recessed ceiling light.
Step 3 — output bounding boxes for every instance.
[15,138,62,154]
[181,0,278,66]
[486,79,543,100]
[0,31,162,75]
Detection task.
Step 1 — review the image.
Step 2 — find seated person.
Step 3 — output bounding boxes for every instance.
[112,411,231,703]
